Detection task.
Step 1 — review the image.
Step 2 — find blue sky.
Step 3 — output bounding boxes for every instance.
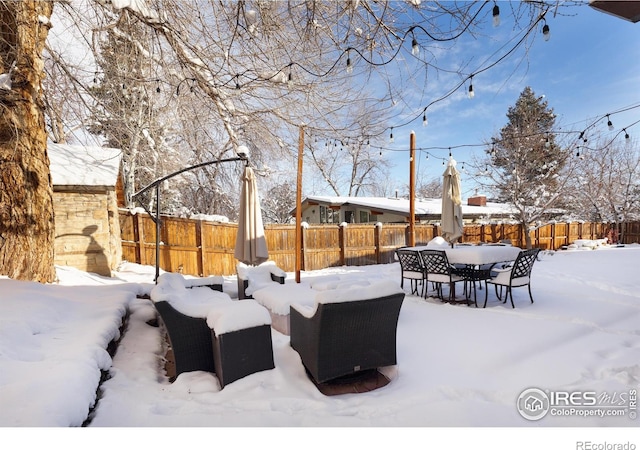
[380,1,640,198]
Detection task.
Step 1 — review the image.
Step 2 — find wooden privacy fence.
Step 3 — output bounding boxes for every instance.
[119,210,640,277]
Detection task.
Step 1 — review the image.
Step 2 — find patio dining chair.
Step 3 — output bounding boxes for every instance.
[395,248,427,297]
[419,249,466,303]
[483,248,540,308]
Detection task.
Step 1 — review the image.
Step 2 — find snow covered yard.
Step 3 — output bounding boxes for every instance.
[1,246,640,447]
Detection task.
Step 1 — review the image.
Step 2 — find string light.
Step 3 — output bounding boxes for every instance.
[545,133,550,148]
[542,22,550,41]
[389,127,394,143]
[624,128,630,140]
[468,75,475,99]
[422,113,428,127]
[346,50,353,74]
[411,36,419,56]
[607,114,614,130]
[492,4,500,27]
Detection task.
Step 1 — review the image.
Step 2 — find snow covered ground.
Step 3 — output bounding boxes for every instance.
[2,246,640,448]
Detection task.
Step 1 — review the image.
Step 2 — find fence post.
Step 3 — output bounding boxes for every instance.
[135,213,146,265]
[196,219,205,277]
[375,223,382,264]
[301,223,307,271]
[339,223,346,266]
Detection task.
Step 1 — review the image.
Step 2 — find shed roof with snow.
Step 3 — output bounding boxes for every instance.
[48,142,122,190]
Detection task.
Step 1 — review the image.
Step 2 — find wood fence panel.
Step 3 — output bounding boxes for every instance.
[536,224,552,250]
[201,222,237,276]
[504,224,523,247]
[343,225,378,266]
[265,225,297,272]
[568,222,581,243]
[302,225,342,271]
[414,224,436,246]
[379,224,408,263]
[623,222,640,244]
[118,211,640,277]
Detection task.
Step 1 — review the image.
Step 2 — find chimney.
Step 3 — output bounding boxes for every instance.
[467,194,487,206]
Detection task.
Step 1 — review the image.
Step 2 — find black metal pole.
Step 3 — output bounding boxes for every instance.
[155,184,161,282]
[129,154,248,284]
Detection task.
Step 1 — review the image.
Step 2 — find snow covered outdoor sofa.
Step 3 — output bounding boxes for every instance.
[151,273,275,388]
[288,279,405,384]
[250,274,373,336]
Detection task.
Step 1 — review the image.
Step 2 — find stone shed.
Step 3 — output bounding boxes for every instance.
[49,142,123,277]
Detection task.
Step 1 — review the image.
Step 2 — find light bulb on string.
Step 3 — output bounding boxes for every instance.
[411,37,419,56]
[607,114,614,131]
[542,22,550,41]
[492,4,500,27]
[545,134,550,148]
[346,50,353,74]
[422,113,428,127]
[468,76,475,99]
[287,65,293,88]
[389,128,394,143]
[624,128,630,140]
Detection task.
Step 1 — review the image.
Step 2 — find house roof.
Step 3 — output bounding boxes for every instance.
[48,142,122,187]
[297,195,515,219]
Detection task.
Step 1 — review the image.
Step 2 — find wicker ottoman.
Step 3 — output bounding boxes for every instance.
[207,300,275,388]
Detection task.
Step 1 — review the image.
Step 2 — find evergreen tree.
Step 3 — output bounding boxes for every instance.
[481,87,573,248]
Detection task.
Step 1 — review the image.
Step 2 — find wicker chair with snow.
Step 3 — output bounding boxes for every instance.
[152,273,275,388]
[483,248,540,308]
[237,261,286,300]
[289,280,404,388]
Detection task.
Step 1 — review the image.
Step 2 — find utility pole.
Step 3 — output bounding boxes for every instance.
[295,125,305,283]
[409,131,416,247]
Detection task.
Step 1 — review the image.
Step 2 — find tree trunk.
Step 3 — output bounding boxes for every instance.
[0,1,55,282]
[522,221,533,249]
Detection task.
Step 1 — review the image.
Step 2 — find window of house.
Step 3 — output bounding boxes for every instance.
[359,210,370,223]
[320,205,339,224]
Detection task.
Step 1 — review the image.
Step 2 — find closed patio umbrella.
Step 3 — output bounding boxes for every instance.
[441,158,463,246]
[234,166,269,265]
